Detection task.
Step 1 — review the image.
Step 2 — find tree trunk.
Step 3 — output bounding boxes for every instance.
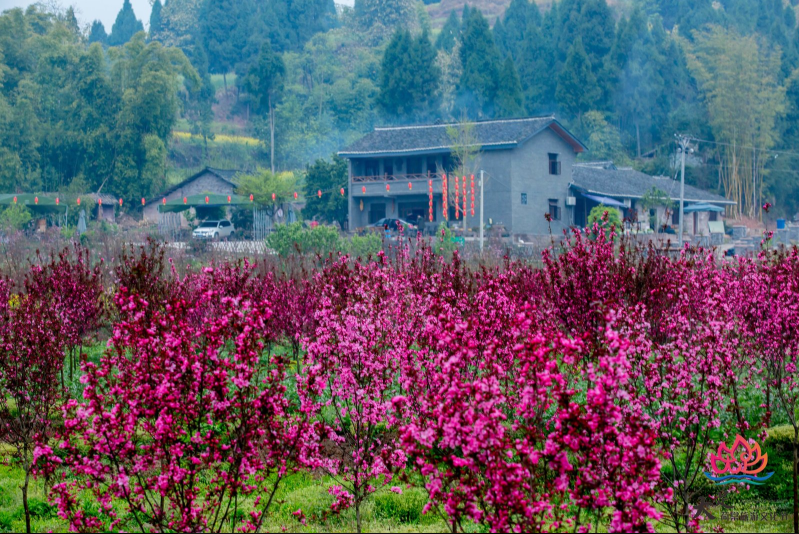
[21,449,31,534]
[223,73,228,93]
[794,427,798,533]
[270,97,276,175]
[355,498,361,533]
[635,122,641,159]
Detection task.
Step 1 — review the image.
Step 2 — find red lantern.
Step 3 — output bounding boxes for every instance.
[361,186,366,194]
[162,198,166,205]
[205,196,209,204]
[56,197,60,206]
[119,198,123,207]
[183,197,187,204]
[142,198,146,206]
[13,196,17,204]
[454,177,459,219]
[463,176,467,217]
[250,194,254,202]
[408,182,412,190]
[227,195,231,203]
[77,197,81,206]
[35,196,39,205]
[318,190,322,198]
[386,184,390,192]
[272,193,276,201]
[98,198,101,207]
[294,192,298,199]
[340,188,345,196]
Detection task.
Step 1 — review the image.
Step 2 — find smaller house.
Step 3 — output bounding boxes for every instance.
[570,162,734,236]
[143,168,245,223]
[83,193,117,223]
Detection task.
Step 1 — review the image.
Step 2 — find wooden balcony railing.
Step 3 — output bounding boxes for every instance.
[352,172,444,183]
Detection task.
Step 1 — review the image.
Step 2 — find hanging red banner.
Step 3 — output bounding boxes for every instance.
[462,176,467,218]
[454,175,459,219]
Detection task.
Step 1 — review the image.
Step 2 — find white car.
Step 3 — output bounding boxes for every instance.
[193,220,234,240]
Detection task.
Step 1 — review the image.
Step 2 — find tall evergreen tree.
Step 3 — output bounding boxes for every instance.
[108,0,144,47]
[494,0,540,61]
[378,29,439,120]
[201,0,251,89]
[555,36,600,120]
[458,9,502,117]
[495,57,523,117]
[88,20,107,45]
[246,41,285,173]
[149,0,163,40]
[517,20,550,113]
[436,10,460,52]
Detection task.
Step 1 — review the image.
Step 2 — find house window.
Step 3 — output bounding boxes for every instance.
[521,193,528,205]
[548,199,561,221]
[548,153,561,175]
[408,157,423,175]
[426,157,438,175]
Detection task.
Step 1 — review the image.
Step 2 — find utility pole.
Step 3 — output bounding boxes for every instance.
[676,134,691,249]
[479,170,484,253]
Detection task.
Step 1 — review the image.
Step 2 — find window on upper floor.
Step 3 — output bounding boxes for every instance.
[548,199,561,221]
[521,193,528,205]
[548,153,561,175]
[408,157,423,175]
[364,159,379,177]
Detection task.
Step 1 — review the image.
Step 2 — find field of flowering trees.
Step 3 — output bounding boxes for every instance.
[1,224,799,533]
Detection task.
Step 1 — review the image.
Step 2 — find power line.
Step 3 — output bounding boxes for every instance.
[692,137,799,159]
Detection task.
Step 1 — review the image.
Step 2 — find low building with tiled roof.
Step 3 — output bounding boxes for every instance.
[143,167,246,223]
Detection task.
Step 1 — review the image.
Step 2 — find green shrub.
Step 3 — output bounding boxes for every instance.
[373,488,428,524]
[0,511,13,532]
[587,204,622,236]
[0,204,32,231]
[267,222,342,257]
[279,484,335,521]
[348,233,382,258]
[26,498,55,519]
[767,425,796,452]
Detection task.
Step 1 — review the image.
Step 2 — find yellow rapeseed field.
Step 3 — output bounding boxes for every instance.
[173,131,260,146]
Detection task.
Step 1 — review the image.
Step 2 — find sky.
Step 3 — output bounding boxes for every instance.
[0,0,355,31]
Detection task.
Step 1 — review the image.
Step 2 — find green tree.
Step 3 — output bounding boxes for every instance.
[236,169,297,210]
[517,20,550,113]
[246,41,285,173]
[354,0,416,35]
[200,0,252,89]
[149,0,164,40]
[108,0,145,47]
[494,0,540,61]
[686,25,786,218]
[88,20,107,45]
[458,9,501,117]
[556,36,600,121]
[378,29,439,120]
[435,10,459,52]
[580,111,627,163]
[495,57,523,118]
[302,155,348,226]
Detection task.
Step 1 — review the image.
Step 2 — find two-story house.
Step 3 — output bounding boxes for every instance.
[338,115,586,235]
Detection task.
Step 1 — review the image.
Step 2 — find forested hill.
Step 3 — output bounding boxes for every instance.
[2,0,799,219]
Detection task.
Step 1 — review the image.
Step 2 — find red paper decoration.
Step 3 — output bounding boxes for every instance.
[13,196,17,204]
[119,198,123,207]
[162,198,166,205]
[77,197,81,206]
[250,194,254,202]
[272,193,276,201]
[408,182,412,190]
[205,196,209,204]
[340,188,345,196]
[361,186,366,194]
[294,192,298,199]
[183,197,187,204]
[56,198,60,206]
[227,195,231,203]
[142,198,146,206]
[386,184,390,192]
[318,190,322,198]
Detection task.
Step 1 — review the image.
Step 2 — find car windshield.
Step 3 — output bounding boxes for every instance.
[199,221,218,228]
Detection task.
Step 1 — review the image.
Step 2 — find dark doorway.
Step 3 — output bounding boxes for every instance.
[369,203,386,224]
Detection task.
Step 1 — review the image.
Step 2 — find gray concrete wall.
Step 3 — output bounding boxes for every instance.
[508,128,578,235]
[144,172,236,223]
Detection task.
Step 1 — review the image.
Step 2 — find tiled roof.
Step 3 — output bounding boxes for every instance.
[339,116,586,157]
[570,162,735,205]
[145,168,245,206]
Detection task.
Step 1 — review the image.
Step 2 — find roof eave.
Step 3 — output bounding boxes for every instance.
[569,184,736,205]
[338,143,517,159]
